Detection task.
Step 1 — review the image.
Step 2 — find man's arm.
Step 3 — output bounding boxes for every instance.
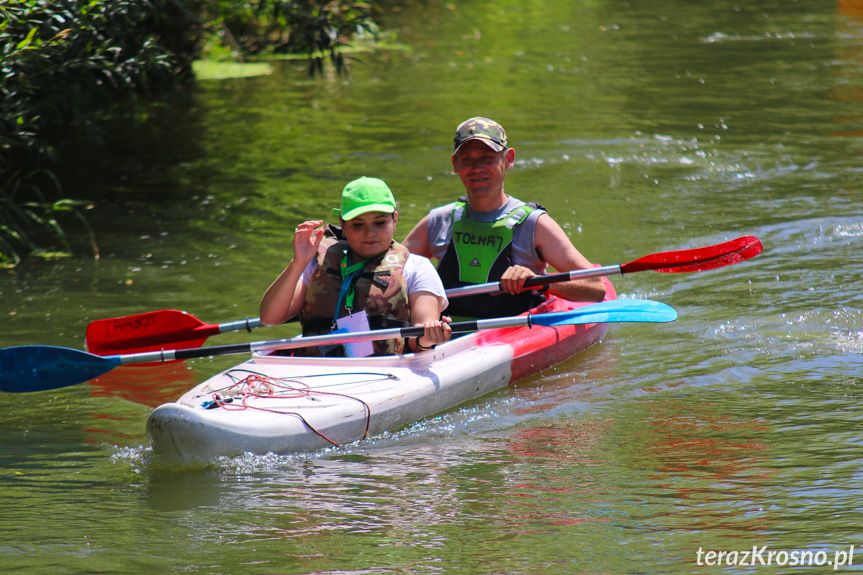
[402,215,433,259]
[498,213,606,302]
[534,213,606,301]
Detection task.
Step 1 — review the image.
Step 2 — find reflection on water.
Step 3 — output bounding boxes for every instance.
[627,398,773,533]
[88,362,201,408]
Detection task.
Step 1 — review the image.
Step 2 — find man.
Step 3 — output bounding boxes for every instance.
[403,117,606,318]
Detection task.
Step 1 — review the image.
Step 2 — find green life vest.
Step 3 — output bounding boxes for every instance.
[450,199,537,284]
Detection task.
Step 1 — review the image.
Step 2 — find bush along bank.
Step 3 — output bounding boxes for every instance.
[0,0,198,267]
[1,0,379,267]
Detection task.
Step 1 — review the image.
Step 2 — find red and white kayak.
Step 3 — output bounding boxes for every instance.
[146,278,616,462]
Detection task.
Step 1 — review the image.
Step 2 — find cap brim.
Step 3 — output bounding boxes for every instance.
[341,203,396,221]
[453,136,505,154]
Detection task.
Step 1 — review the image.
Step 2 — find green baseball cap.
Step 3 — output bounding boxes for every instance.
[453,117,508,153]
[333,177,396,220]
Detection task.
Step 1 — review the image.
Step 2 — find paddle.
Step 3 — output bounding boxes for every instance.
[2,299,676,393]
[445,234,764,298]
[83,235,760,356]
[85,311,264,356]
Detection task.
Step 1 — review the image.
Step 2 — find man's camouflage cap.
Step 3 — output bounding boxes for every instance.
[453,117,508,153]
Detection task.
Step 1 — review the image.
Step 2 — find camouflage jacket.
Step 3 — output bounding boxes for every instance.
[301,225,410,356]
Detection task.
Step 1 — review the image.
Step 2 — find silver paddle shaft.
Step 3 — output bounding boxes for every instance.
[116,316,532,365]
[443,264,622,298]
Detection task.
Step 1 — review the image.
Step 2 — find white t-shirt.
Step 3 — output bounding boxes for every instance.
[301,254,449,311]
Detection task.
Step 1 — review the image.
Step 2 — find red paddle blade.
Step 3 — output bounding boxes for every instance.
[85,310,215,356]
[621,235,763,274]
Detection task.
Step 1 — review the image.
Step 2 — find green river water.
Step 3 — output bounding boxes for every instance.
[2,0,863,573]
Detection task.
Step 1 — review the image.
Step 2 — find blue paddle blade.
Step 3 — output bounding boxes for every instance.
[0,345,120,393]
[531,299,678,327]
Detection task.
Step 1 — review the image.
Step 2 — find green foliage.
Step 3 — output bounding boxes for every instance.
[0,0,198,264]
[201,0,378,75]
[1,0,196,157]
[0,0,381,265]
[0,169,97,268]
